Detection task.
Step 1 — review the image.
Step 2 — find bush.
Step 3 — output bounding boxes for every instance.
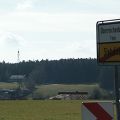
[89,88,113,100]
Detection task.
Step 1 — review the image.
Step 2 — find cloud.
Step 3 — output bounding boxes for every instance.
[0,0,119,62]
[0,32,24,48]
[59,40,96,59]
[0,11,118,33]
[16,0,34,11]
[0,11,118,62]
[0,0,119,14]
[66,0,119,14]
[0,32,24,62]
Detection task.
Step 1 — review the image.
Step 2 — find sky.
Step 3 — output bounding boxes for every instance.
[0,0,119,63]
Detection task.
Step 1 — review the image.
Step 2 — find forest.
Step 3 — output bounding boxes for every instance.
[0,58,116,91]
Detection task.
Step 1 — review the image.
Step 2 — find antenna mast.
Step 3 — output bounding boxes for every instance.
[17,50,20,63]
[17,50,22,90]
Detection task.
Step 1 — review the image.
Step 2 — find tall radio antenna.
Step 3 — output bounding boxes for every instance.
[17,50,20,63]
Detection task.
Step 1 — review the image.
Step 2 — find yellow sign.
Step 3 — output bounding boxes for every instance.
[98,42,120,62]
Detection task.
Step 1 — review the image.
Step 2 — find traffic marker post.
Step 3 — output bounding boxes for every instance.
[82,102,114,120]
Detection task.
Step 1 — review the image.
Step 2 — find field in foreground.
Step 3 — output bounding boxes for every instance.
[0,100,82,120]
[0,100,116,120]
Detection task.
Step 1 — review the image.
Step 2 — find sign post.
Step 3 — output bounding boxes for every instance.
[115,65,120,120]
[96,19,120,120]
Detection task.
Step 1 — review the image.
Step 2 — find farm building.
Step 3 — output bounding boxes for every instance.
[9,75,26,89]
[49,91,89,100]
[0,88,31,100]
[10,75,25,82]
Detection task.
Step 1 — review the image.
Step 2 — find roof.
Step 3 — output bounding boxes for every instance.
[58,91,88,95]
[10,75,25,80]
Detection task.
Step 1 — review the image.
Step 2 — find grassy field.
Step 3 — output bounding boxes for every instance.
[0,83,115,120]
[0,83,99,93]
[0,100,82,120]
[0,82,104,99]
[34,84,100,98]
[0,100,116,120]
[0,82,18,89]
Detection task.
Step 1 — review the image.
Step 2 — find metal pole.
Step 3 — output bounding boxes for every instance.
[115,65,120,120]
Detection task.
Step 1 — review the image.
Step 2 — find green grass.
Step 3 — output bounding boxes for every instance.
[0,100,82,120]
[0,100,116,120]
[34,84,100,98]
[0,82,101,99]
[0,82,18,89]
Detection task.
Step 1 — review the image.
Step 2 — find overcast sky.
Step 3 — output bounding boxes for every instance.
[0,0,119,62]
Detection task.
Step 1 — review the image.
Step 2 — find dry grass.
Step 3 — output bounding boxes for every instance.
[34,84,99,98]
[0,100,82,120]
[0,82,18,89]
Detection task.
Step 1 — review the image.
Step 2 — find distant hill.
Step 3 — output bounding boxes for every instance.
[0,58,116,90]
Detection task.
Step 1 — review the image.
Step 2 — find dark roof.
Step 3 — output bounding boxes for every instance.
[58,91,88,95]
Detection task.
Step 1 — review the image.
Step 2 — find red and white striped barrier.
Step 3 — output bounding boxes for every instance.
[82,102,114,120]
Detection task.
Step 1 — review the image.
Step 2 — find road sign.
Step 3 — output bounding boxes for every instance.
[96,19,120,120]
[99,42,120,62]
[82,102,114,120]
[97,20,120,64]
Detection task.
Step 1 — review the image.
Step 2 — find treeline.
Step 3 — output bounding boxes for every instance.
[0,58,116,90]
